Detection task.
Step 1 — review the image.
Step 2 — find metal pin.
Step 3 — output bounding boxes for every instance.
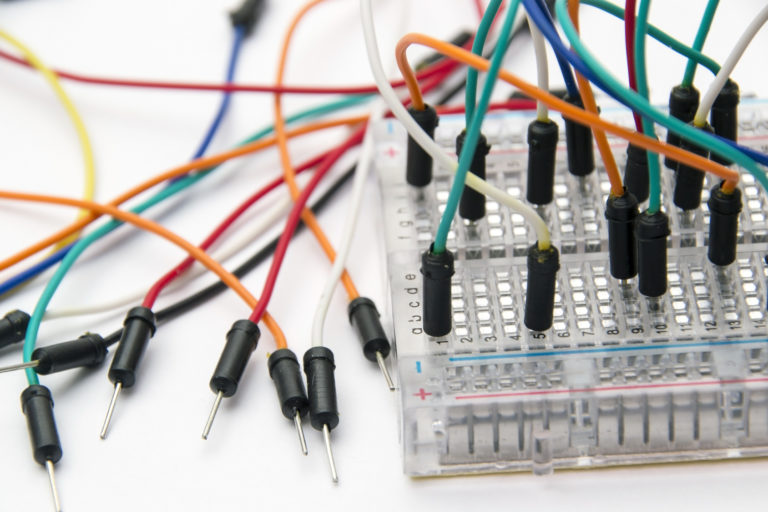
[100,381,122,440]
[578,176,590,195]
[294,410,308,455]
[0,360,38,374]
[322,424,339,483]
[375,351,395,391]
[201,391,224,440]
[45,460,62,512]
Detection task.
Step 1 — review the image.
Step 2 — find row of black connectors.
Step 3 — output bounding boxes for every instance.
[403,81,741,339]
[2,292,392,487]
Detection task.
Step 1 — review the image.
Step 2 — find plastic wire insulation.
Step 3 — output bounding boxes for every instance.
[581,0,720,77]
[623,0,642,131]
[473,0,485,19]
[150,163,358,333]
[126,23,248,310]
[681,0,719,88]
[189,25,245,162]
[41,102,529,320]
[0,25,246,298]
[633,0,662,212]
[433,0,519,254]
[0,95,369,295]
[248,128,366,324]
[52,23,246,318]
[308,0,411,349]
[526,11,550,121]
[273,0,359,300]
[141,157,320,310]
[44,196,292,319]
[439,99,536,115]
[0,29,95,250]
[0,46,456,96]
[543,0,761,192]
[310,102,384,348]
[99,164,359,348]
[465,0,503,123]
[566,2,623,198]
[694,3,768,127]
[272,0,365,301]
[0,114,367,275]
[1,191,287,385]
[392,33,740,185]
[533,0,579,97]
[361,0,547,251]
[431,8,540,107]
[41,174,216,322]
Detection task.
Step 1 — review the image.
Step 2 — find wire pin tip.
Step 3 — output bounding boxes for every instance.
[375,351,395,391]
[45,460,62,512]
[99,381,122,440]
[201,390,224,440]
[294,410,308,455]
[0,360,38,375]
[322,424,339,483]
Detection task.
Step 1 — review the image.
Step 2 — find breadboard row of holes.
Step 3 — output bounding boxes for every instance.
[375,103,768,355]
[376,105,768,260]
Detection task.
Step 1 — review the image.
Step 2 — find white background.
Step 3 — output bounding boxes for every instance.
[1,0,767,510]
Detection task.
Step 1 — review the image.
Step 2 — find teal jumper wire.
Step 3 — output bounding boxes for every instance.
[465,0,503,125]
[433,0,521,254]
[0,26,245,298]
[634,0,662,212]
[681,0,719,88]
[580,0,720,77]
[551,0,768,193]
[20,93,369,385]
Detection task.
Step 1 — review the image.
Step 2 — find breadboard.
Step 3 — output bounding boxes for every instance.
[373,100,768,476]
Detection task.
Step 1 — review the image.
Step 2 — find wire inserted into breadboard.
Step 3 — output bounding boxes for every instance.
[374,101,768,476]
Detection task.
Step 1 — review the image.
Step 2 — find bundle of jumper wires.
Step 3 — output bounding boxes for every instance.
[0,0,766,509]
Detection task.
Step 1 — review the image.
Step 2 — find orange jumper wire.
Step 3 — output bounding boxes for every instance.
[0,115,366,275]
[273,0,360,301]
[0,190,288,349]
[393,33,740,189]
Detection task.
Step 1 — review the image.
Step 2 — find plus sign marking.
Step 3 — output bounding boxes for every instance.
[413,388,432,401]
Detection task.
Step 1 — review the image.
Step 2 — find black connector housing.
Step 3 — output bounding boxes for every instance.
[108,306,156,388]
[421,244,455,337]
[710,79,740,165]
[673,122,713,211]
[303,346,339,431]
[268,348,309,420]
[526,119,559,205]
[524,244,560,332]
[0,309,30,350]
[230,0,266,36]
[456,130,491,221]
[605,190,639,280]
[32,333,107,375]
[347,297,390,362]
[707,184,742,266]
[20,385,61,466]
[405,105,439,187]
[636,211,670,297]
[563,94,595,177]
[665,85,700,169]
[210,319,260,397]
[623,143,650,203]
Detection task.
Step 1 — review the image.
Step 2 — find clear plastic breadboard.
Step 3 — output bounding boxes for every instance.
[372,100,768,476]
